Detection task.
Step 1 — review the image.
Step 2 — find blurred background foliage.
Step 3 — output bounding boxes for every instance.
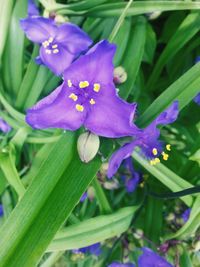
[0,0,200,266]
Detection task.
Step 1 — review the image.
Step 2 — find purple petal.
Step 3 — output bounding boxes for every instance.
[26,83,86,130]
[39,45,74,75]
[138,248,174,267]
[20,17,56,43]
[28,0,39,17]
[107,141,138,178]
[88,243,102,256]
[194,92,200,105]
[181,208,191,223]
[108,263,135,267]
[85,85,140,138]
[64,40,116,85]
[56,23,92,54]
[0,118,12,133]
[80,192,88,202]
[0,205,3,217]
[155,101,179,125]
[125,175,140,193]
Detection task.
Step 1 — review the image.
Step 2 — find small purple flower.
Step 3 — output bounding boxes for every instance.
[80,192,87,202]
[73,243,101,256]
[108,262,135,267]
[0,205,3,217]
[194,93,200,105]
[0,118,11,133]
[181,208,191,222]
[20,16,92,75]
[26,40,140,138]
[28,0,39,17]
[107,101,179,178]
[121,158,140,193]
[138,248,174,267]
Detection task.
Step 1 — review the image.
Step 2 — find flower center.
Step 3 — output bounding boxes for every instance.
[149,144,171,166]
[67,79,101,112]
[42,37,59,54]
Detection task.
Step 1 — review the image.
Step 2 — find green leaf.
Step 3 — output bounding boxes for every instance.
[132,152,193,206]
[48,206,139,251]
[6,0,27,95]
[144,196,163,244]
[147,12,200,90]
[16,45,40,110]
[137,62,200,128]
[83,2,200,17]
[119,16,146,99]
[0,132,102,267]
[190,149,200,165]
[24,66,51,109]
[0,0,14,62]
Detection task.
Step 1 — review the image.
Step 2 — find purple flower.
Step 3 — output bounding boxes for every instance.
[121,158,140,193]
[108,262,135,267]
[138,248,174,267]
[80,192,87,202]
[194,93,200,105]
[28,0,39,17]
[26,40,140,138]
[107,101,179,178]
[181,208,191,222]
[20,17,92,75]
[0,205,3,217]
[0,118,11,133]
[73,243,101,256]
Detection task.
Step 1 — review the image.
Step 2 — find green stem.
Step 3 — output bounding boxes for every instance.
[92,177,112,214]
[109,0,133,42]
[0,148,25,198]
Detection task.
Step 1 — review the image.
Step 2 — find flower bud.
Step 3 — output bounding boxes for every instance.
[77,132,100,163]
[113,66,127,84]
[146,11,162,20]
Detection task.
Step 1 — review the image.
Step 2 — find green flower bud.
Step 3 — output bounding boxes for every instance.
[77,132,100,163]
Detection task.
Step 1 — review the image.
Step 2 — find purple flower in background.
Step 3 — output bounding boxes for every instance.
[0,118,11,133]
[0,205,3,217]
[181,208,191,222]
[138,248,174,267]
[73,243,101,256]
[121,158,140,192]
[194,93,200,105]
[80,192,87,202]
[26,40,140,138]
[20,16,92,75]
[108,262,135,267]
[107,101,179,178]
[28,0,39,17]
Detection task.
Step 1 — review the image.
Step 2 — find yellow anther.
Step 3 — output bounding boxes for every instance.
[89,98,95,105]
[162,152,169,161]
[79,81,89,88]
[45,49,51,54]
[42,41,49,48]
[166,144,171,151]
[76,104,84,112]
[52,44,58,49]
[53,49,59,54]
[152,148,158,156]
[69,93,78,101]
[154,157,160,164]
[93,83,100,92]
[150,160,156,166]
[67,79,72,87]
[48,37,54,43]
